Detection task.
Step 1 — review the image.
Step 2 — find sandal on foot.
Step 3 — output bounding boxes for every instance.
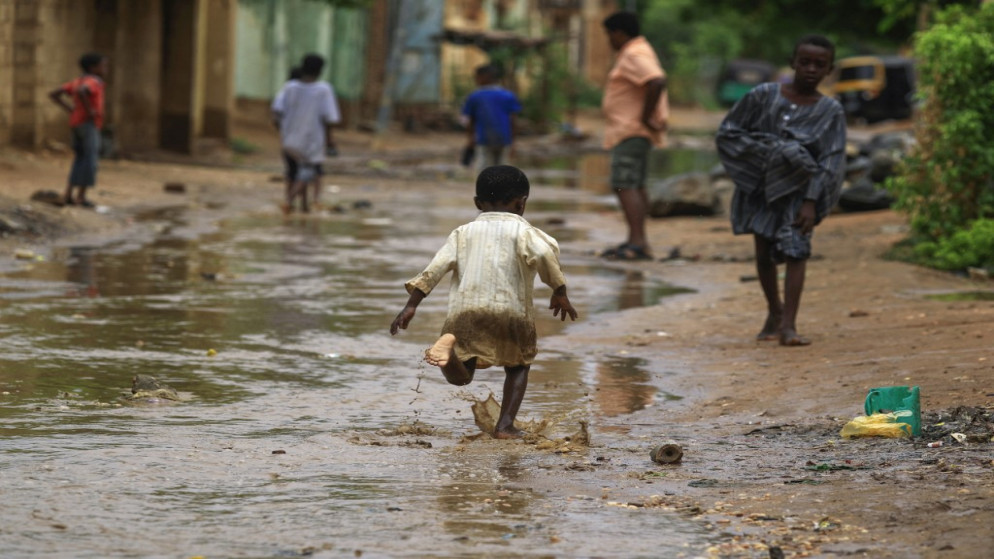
[603,243,652,261]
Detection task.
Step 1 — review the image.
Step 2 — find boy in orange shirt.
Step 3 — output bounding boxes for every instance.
[49,53,108,208]
[600,12,668,260]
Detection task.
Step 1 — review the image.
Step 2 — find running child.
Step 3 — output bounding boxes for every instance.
[715,35,846,346]
[49,52,109,208]
[390,165,578,439]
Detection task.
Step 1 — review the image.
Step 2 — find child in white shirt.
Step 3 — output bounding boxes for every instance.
[390,165,578,438]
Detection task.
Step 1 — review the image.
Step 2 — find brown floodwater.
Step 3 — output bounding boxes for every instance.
[0,169,715,556]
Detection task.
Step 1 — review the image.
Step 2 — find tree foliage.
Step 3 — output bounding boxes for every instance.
[636,0,974,105]
[887,3,994,269]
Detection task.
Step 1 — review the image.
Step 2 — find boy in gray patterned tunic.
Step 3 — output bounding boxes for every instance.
[716,35,846,346]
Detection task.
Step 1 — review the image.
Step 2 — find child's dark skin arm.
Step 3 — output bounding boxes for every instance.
[549,285,578,321]
[465,117,476,148]
[641,77,667,132]
[390,288,427,335]
[794,200,817,235]
[325,122,337,153]
[49,88,73,113]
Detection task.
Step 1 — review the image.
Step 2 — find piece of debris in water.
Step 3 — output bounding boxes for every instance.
[128,374,180,401]
[650,442,684,464]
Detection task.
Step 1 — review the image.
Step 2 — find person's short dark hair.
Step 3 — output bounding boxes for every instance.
[288,66,303,81]
[475,63,500,80]
[476,165,530,203]
[793,34,836,62]
[603,12,639,38]
[79,52,105,73]
[301,54,325,77]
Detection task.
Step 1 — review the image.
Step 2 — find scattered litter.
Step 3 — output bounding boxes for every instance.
[272,449,286,455]
[163,182,187,194]
[849,309,869,317]
[927,441,943,448]
[840,412,913,439]
[813,517,841,532]
[14,248,36,260]
[805,460,870,471]
[650,442,683,464]
[739,274,758,282]
[951,432,967,444]
[206,348,217,357]
[864,385,921,436]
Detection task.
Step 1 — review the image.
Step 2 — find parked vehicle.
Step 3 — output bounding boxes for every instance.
[834,56,915,123]
[716,59,777,107]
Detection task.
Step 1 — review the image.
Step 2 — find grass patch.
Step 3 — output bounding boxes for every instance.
[229,137,259,155]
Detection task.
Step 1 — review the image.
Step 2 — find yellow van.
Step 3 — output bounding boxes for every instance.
[834,56,915,123]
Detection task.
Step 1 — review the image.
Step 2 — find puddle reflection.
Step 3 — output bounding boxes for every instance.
[0,176,707,556]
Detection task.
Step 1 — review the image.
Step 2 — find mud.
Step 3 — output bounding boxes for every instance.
[1,113,992,557]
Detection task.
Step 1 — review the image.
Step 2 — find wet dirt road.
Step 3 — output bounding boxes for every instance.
[0,158,718,557]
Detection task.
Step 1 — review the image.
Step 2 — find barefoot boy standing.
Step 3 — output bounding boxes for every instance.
[49,53,108,208]
[390,165,578,439]
[716,35,846,346]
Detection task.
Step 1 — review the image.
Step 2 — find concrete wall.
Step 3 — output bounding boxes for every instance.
[25,1,97,146]
[234,0,368,103]
[202,0,236,138]
[112,0,162,151]
[0,0,13,145]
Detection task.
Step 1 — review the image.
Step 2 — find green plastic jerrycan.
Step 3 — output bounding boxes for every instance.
[865,386,921,436]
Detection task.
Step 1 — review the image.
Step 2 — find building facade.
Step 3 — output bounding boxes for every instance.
[0,0,236,154]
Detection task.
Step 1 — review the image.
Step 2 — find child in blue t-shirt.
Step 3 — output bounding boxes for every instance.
[462,64,521,168]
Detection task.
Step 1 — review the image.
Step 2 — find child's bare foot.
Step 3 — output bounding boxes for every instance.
[780,329,811,346]
[425,334,456,367]
[494,425,524,439]
[756,312,782,341]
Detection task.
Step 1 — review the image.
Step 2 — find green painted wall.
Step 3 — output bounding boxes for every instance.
[235,0,367,101]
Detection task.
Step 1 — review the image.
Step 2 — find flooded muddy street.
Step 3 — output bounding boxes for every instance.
[0,163,716,557]
[2,142,993,558]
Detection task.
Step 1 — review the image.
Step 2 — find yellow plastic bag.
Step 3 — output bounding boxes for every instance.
[840,411,913,439]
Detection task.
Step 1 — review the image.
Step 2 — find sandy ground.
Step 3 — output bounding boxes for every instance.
[1,110,991,558]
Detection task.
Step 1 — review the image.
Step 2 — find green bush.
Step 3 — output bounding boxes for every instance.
[886,4,994,248]
[913,219,994,271]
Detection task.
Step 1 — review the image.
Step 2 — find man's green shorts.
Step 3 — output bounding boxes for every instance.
[610,136,651,190]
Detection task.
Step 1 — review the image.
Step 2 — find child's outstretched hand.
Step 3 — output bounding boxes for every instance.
[390,307,416,335]
[390,289,427,335]
[549,285,578,322]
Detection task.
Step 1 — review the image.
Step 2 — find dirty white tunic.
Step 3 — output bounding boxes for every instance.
[405,212,567,369]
